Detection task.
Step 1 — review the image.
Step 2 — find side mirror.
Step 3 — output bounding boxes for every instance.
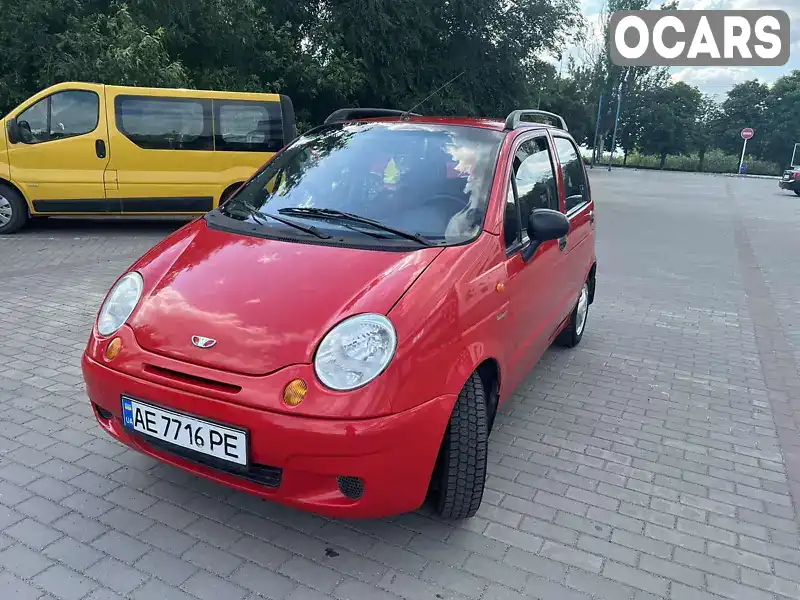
[16,120,33,144]
[6,118,19,144]
[521,208,570,262]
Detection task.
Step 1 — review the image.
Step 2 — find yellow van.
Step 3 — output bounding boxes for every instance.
[0,82,297,234]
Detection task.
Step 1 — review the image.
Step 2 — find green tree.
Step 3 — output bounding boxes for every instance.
[638,82,702,169]
[714,80,770,160]
[537,60,594,145]
[762,71,800,169]
[321,0,581,118]
[0,0,583,130]
[51,5,189,88]
[693,94,723,172]
[570,0,673,157]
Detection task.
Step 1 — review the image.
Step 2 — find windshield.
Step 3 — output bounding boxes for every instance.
[214,121,504,246]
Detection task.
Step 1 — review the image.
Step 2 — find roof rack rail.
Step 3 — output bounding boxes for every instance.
[504,110,568,132]
[323,108,422,125]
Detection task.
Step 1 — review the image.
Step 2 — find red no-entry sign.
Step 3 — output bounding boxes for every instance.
[741,128,755,140]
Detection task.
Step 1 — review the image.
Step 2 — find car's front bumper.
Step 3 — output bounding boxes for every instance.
[82,352,455,518]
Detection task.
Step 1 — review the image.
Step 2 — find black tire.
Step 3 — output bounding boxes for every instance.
[555,281,590,348]
[0,184,28,234]
[794,189,800,197]
[430,371,488,519]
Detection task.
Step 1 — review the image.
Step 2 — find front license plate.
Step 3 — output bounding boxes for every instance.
[121,397,248,466]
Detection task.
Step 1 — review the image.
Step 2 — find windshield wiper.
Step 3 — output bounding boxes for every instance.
[277,207,432,246]
[226,202,331,239]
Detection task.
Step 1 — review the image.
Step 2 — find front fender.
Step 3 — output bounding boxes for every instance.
[388,233,510,413]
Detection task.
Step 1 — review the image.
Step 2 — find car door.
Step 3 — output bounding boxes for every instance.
[552,135,594,301]
[7,84,114,213]
[104,89,218,214]
[501,132,569,385]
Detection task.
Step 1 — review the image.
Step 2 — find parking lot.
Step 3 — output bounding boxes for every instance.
[1,169,800,600]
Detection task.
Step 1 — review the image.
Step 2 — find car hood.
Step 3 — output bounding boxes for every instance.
[128,219,443,376]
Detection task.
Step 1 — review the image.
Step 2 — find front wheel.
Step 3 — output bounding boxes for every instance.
[0,184,28,234]
[794,188,800,197]
[429,371,488,519]
[556,281,590,348]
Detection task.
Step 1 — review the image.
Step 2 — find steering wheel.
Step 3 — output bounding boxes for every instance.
[418,192,470,214]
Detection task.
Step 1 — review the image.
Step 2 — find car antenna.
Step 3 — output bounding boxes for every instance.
[400,70,467,121]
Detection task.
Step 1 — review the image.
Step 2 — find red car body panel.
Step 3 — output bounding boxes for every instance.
[83,352,454,518]
[128,220,444,378]
[81,115,597,518]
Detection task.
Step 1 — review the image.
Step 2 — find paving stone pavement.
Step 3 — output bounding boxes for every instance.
[1,171,800,600]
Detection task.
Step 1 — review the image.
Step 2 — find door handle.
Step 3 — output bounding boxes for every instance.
[558,236,567,251]
[589,210,595,224]
[95,139,106,159]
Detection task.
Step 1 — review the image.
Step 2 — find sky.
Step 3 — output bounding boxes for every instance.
[564,0,799,99]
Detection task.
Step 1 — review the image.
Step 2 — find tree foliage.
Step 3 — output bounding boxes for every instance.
[0,0,798,171]
[636,82,701,169]
[0,0,580,130]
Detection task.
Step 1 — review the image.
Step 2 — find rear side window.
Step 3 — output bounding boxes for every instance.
[553,137,589,213]
[214,101,283,152]
[115,96,213,151]
[16,90,99,144]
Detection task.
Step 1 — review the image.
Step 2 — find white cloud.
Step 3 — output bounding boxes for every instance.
[673,0,799,39]
[554,0,799,97]
[671,66,762,97]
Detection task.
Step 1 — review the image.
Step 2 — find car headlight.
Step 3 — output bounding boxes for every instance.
[96,272,144,337]
[314,313,397,391]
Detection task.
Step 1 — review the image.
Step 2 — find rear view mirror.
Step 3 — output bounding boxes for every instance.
[16,120,34,144]
[521,208,569,262]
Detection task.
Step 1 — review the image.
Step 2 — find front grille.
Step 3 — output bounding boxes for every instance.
[139,434,282,488]
[143,364,242,394]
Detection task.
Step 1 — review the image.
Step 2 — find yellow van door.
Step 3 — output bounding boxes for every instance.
[104,88,219,214]
[7,84,114,213]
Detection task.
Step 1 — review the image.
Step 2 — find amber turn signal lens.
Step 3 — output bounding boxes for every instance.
[496,283,505,293]
[105,337,122,361]
[283,379,308,407]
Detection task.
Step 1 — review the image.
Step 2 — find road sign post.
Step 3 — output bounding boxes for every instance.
[739,128,754,175]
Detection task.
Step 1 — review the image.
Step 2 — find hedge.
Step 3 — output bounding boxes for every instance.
[582,149,781,176]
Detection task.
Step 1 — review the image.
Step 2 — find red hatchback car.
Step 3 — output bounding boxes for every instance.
[82,108,597,519]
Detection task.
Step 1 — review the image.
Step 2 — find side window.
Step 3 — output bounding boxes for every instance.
[50,91,99,139]
[554,137,589,213]
[504,136,557,250]
[16,98,48,144]
[514,137,559,237]
[215,101,284,153]
[17,90,98,144]
[115,96,213,151]
[504,182,520,248]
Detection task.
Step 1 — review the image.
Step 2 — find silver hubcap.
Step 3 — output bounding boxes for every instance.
[575,283,589,336]
[0,196,11,227]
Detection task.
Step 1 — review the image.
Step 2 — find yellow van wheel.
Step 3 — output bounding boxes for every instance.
[0,184,28,235]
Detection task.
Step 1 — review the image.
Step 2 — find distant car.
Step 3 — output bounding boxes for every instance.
[779,169,800,195]
[81,107,597,519]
